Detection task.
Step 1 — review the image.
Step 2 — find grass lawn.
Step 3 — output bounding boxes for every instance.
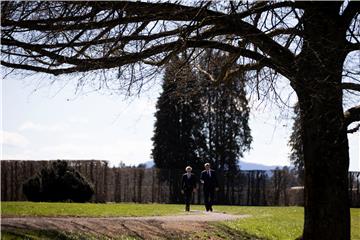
[1,202,359,240]
[1,201,185,217]
[209,206,360,240]
[213,206,304,240]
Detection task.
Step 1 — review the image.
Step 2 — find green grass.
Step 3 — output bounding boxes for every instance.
[1,202,187,217]
[351,208,360,240]
[212,206,360,240]
[214,206,304,240]
[1,202,359,240]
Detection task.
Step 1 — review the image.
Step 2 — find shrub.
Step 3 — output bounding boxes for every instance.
[23,160,94,202]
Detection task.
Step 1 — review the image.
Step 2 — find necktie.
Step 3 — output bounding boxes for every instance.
[208,170,211,177]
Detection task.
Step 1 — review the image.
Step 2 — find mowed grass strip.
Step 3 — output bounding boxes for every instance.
[1,202,187,217]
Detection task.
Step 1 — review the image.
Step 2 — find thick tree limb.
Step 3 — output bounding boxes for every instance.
[344,105,360,126]
[227,15,296,79]
[1,2,223,31]
[345,42,360,53]
[267,28,303,38]
[342,1,360,27]
[342,82,360,92]
[0,61,67,75]
[347,123,360,134]
[3,23,290,76]
[1,38,282,76]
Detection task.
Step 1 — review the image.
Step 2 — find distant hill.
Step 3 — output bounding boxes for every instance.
[238,160,285,171]
[143,161,155,168]
[141,160,285,171]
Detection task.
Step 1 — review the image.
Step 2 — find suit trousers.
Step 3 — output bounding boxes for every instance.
[203,187,215,211]
[184,190,193,211]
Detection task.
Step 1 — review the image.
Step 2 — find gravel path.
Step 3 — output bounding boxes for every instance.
[2,210,248,222]
[2,211,250,239]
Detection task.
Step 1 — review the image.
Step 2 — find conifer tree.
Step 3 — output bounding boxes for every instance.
[152,57,206,171]
[197,52,252,173]
[289,103,305,182]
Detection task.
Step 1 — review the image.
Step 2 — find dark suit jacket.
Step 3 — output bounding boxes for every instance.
[181,173,197,191]
[200,169,218,190]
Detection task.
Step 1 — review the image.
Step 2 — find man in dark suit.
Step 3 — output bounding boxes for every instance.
[200,163,218,212]
[181,166,197,211]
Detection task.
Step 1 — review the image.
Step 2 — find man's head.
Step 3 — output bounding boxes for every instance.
[204,163,210,171]
[185,166,192,173]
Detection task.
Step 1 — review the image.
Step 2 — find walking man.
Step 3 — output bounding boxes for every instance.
[200,163,218,212]
[181,166,197,211]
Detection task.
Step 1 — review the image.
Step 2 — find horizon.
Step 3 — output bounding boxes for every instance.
[1,75,359,171]
[0,158,287,169]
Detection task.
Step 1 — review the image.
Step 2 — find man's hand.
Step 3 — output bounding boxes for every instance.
[215,187,219,191]
[181,190,184,194]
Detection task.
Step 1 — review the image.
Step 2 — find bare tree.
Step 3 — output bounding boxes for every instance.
[1,1,360,239]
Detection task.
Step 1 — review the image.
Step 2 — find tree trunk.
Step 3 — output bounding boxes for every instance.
[299,95,350,240]
[294,4,350,239]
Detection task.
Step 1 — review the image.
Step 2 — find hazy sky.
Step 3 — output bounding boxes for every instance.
[1,74,359,171]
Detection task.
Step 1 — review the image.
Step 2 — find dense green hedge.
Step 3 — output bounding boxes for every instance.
[23,160,94,202]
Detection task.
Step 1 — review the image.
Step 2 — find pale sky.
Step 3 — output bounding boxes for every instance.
[1,73,359,171]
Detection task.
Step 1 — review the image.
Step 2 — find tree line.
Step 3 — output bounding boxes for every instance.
[2,160,359,207]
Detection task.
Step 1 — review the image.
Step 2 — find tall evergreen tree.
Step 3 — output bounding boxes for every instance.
[195,51,252,203]
[289,103,305,182]
[152,52,252,173]
[152,57,207,171]
[198,52,252,173]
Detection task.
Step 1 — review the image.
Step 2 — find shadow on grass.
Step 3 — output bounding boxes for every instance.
[1,228,93,240]
[207,223,270,240]
[1,222,304,240]
[207,223,304,240]
[1,227,183,240]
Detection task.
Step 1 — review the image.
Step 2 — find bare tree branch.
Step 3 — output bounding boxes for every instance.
[346,42,360,52]
[195,64,216,82]
[1,60,67,75]
[1,1,299,81]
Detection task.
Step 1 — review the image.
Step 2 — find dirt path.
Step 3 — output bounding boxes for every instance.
[2,211,250,239]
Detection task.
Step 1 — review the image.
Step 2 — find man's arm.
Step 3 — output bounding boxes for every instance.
[181,175,185,194]
[200,171,205,184]
[181,175,186,189]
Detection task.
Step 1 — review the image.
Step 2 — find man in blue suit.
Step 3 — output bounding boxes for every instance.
[200,163,218,211]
